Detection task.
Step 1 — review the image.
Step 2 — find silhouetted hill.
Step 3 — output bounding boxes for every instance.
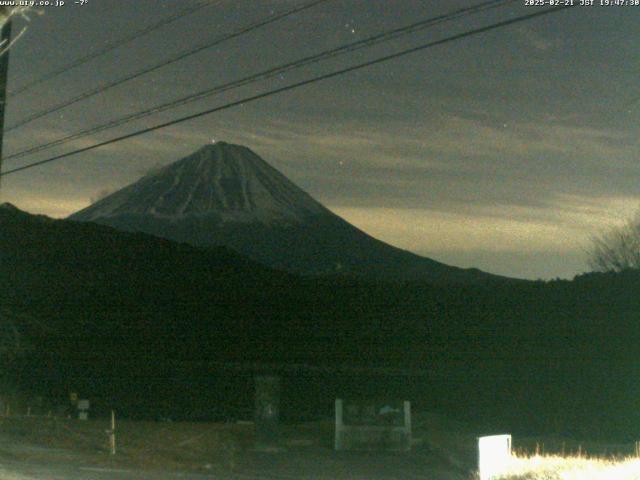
[3,204,640,439]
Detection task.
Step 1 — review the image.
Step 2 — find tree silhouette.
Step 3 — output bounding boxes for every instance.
[589,212,640,272]
[0,308,34,363]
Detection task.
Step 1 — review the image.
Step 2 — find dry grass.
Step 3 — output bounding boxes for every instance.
[493,453,640,479]
[4,411,640,479]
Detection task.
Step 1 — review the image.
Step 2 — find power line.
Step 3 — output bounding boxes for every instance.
[5,0,517,162]
[6,0,332,132]
[7,0,220,98]
[0,5,576,178]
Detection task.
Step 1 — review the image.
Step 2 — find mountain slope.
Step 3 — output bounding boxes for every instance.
[0,201,283,312]
[72,142,327,224]
[4,203,640,439]
[69,142,510,284]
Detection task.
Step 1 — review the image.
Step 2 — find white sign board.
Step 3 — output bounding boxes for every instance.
[478,434,512,480]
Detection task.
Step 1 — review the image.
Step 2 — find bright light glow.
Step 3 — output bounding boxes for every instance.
[499,454,640,480]
[478,434,512,480]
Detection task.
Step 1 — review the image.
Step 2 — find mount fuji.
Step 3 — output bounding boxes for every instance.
[69,142,505,283]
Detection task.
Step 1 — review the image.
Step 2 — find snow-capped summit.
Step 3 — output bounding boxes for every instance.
[70,142,508,283]
[72,142,327,224]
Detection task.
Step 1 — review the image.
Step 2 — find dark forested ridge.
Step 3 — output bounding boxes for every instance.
[2,204,640,440]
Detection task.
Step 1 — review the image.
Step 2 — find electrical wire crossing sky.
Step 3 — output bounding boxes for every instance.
[2,0,639,280]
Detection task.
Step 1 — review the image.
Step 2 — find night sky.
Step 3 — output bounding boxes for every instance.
[1,0,638,280]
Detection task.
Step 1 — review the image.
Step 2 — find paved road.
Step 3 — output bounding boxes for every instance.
[1,454,468,480]
[1,461,219,480]
[0,437,469,480]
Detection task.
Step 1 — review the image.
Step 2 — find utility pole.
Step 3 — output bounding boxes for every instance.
[0,18,11,193]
